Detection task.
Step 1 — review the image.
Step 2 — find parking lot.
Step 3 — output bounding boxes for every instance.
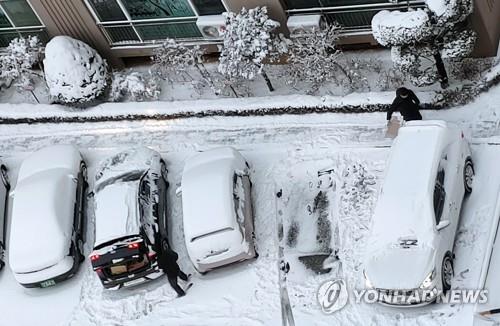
[0,113,499,326]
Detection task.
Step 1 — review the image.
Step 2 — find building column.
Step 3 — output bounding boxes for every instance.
[223,0,289,35]
[28,0,124,68]
[470,0,500,58]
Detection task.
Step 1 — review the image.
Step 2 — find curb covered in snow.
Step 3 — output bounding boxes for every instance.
[0,91,441,124]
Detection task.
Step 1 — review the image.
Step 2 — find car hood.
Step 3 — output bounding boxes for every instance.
[365,245,436,290]
[95,147,160,191]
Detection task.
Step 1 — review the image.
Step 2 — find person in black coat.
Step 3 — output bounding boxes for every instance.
[387,87,422,122]
[156,242,189,297]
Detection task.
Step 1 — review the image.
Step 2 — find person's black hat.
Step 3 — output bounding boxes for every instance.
[396,87,409,97]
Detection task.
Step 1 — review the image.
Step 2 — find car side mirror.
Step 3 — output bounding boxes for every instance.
[175,187,182,197]
[436,220,450,231]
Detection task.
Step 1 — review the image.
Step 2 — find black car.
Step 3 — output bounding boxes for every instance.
[90,148,169,289]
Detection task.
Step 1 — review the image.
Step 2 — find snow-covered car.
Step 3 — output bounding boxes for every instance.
[9,145,87,288]
[181,147,257,274]
[363,120,474,306]
[0,164,10,271]
[90,148,169,289]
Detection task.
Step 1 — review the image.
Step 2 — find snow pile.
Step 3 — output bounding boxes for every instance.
[109,71,160,102]
[426,0,448,16]
[372,9,432,46]
[44,36,107,104]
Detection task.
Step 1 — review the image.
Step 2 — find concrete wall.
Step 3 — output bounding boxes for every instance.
[471,0,500,57]
[28,0,124,67]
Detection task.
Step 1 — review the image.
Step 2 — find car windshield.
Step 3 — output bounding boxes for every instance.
[95,170,145,193]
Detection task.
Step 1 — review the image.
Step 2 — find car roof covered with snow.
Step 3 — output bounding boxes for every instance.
[9,146,81,273]
[94,182,140,246]
[182,147,247,242]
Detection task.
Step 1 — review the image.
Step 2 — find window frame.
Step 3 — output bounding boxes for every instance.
[84,0,229,46]
[0,0,47,47]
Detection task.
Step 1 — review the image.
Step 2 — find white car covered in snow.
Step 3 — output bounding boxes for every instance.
[90,148,169,289]
[0,163,10,270]
[9,145,87,288]
[181,147,257,273]
[364,120,474,306]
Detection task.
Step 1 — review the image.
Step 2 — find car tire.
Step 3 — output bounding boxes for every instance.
[160,160,168,182]
[442,253,454,292]
[464,158,474,194]
[77,238,85,263]
[0,165,10,189]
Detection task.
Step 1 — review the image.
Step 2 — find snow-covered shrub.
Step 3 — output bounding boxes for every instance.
[152,38,227,96]
[109,71,160,102]
[152,38,203,80]
[286,24,346,93]
[218,6,286,92]
[0,36,43,101]
[44,36,107,104]
[371,9,433,46]
[371,0,476,88]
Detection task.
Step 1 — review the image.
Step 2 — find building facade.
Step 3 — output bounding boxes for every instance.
[0,0,499,67]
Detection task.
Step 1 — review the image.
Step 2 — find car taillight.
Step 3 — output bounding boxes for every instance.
[90,254,100,261]
[128,243,140,249]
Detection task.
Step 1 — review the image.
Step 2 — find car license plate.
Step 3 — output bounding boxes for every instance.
[40,279,56,288]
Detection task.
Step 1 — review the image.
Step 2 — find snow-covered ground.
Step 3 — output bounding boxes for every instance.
[0,83,500,326]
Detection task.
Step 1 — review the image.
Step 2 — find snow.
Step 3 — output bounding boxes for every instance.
[426,0,448,16]
[371,9,432,46]
[181,147,248,268]
[94,183,140,246]
[0,82,499,325]
[16,144,81,182]
[9,145,80,275]
[287,14,322,33]
[9,171,75,274]
[43,36,107,104]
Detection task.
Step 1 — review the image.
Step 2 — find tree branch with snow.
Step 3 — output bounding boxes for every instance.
[372,0,476,88]
[218,6,286,92]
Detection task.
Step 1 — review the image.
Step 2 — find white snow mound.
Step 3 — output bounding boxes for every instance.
[44,36,107,104]
[371,9,432,46]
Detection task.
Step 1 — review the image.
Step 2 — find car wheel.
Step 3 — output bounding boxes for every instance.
[77,238,85,263]
[160,160,168,182]
[442,254,454,292]
[464,158,474,194]
[80,161,88,183]
[161,238,169,252]
[0,165,10,189]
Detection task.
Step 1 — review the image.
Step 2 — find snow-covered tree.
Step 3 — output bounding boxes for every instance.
[109,71,160,102]
[0,36,43,102]
[372,0,476,88]
[44,36,107,104]
[218,6,286,92]
[286,24,349,93]
[152,38,232,96]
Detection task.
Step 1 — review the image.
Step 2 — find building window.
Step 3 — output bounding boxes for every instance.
[285,0,426,30]
[86,0,227,46]
[0,0,48,47]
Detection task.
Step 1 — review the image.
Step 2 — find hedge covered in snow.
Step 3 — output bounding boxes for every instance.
[44,36,107,104]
